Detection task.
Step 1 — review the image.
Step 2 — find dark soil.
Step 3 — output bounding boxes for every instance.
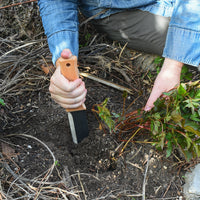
[1,74,187,200]
[1,1,199,199]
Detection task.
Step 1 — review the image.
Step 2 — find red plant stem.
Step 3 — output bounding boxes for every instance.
[115,117,141,129]
[125,110,143,118]
[174,129,187,138]
[0,0,37,10]
[166,122,187,137]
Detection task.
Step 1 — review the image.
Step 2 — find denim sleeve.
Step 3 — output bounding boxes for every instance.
[163,0,200,67]
[38,0,79,65]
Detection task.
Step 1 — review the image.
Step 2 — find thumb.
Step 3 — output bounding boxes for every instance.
[61,49,72,59]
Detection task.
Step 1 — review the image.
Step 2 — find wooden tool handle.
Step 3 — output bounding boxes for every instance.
[57,56,86,112]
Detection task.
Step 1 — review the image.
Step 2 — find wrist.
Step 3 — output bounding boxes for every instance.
[161,58,184,76]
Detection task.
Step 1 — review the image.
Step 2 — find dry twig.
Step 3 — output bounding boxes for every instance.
[0,0,37,10]
[142,151,152,200]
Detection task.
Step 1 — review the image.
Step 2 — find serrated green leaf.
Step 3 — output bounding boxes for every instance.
[183,99,199,114]
[97,100,116,133]
[190,98,200,102]
[185,151,193,161]
[152,120,160,135]
[0,98,5,106]
[178,84,187,95]
[150,121,154,131]
[164,115,171,122]
[193,142,200,157]
[195,89,200,98]
[171,110,183,123]
[159,132,166,149]
[185,134,192,149]
[184,120,200,131]
[153,113,161,120]
[166,141,172,158]
[184,126,200,136]
[102,98,109,107]
[190,113,200,122]
[166,132,172,140]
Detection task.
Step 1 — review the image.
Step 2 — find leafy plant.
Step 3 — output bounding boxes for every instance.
[0,98,5,106]
[54,160,60,167]
[92,97,126,133]
[96,81,200,161]
[94,98,117,133]
[144,81,200,160]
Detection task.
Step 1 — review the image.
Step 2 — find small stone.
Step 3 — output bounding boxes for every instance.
[163,166,167,170]
[183,163,200,200]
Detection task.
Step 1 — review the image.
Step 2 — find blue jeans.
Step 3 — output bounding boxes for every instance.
[38,0,200,67]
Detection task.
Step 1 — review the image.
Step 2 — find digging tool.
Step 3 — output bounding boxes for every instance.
[57,56,89,144]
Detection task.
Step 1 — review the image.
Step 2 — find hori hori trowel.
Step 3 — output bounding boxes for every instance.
[57,56,89,144]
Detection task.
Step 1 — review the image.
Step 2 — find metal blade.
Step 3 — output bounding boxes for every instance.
[67,110,89,144]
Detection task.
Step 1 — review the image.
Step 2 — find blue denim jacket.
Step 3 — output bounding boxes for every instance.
[38,0,200,67]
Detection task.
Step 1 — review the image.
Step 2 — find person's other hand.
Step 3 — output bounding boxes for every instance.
[144,58,184,111]
[49,49,87,109]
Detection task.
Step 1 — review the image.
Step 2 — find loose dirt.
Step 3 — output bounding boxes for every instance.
[1,1,199,199]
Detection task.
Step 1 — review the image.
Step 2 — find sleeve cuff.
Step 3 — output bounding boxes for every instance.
[47,31,79,65]
[163,26,200,67]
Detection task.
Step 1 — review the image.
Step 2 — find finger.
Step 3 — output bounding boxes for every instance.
[61,49,72,59]
[50,78,86,98]
[61,97,86,109]
[50,66,83,92]
[144,85,163,111]
[51,84,87,103]
[53,93,87,109]
[52,90,87,105]
[50,80,85,97]
[69,82,86,98]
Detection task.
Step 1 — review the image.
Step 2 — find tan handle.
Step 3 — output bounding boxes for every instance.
[56,56,86,112]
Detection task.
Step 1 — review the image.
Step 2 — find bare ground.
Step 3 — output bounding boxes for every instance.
[0,1,199,200]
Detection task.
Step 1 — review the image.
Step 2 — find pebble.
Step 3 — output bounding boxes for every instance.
[183,163,200,200]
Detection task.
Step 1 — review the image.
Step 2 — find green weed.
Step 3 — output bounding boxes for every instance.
[0,98,5,106]
[145,81,200,160]
[54,160,60,167]
[96,81,200,161]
